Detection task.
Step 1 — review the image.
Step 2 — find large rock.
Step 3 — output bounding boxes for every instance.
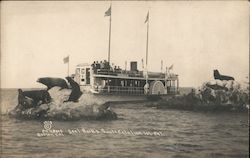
[156,79,249,112]
[9,87,117,120]
[197,80,249,107]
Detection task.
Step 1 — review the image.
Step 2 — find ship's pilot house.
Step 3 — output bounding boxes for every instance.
[74,61,179,95]
[74,63,91,86]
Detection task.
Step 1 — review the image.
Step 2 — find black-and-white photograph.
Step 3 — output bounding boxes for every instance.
[0,1,249,158]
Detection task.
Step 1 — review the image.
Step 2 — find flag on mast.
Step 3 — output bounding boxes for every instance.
[63,55,69,64]
[169,64,173,70]
[105,6,111,16]
[144,11,149,23]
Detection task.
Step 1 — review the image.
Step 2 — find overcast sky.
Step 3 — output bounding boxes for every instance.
[1,1,249,88]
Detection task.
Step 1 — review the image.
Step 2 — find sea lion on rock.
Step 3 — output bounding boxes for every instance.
[37,77,68,90]
[205,83,228,91]
[19,89,51,105]
[214,70,234,81]
[65,76,82,102]
[17,89,35,110]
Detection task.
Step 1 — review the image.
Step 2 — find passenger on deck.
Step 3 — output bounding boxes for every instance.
[103,60,108,69]
[100,61,104,69]
[117,66,122,72]
[92,61,97,73]
[96,61,100,69]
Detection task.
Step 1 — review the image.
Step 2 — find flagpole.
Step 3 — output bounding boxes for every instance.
[146,14,149,68]
[68,55,69,77]
[145,12,149,89]
[161,60,163,72]
[108,5,112,66]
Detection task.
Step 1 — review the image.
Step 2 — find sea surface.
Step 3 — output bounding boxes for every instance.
[1,89,249,158]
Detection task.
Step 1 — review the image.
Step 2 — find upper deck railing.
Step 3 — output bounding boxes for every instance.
[92,85,177,95]
[95,69,144,77]
[91,61,178,80]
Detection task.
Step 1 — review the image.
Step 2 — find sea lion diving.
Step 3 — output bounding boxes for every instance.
[37,77,69,90]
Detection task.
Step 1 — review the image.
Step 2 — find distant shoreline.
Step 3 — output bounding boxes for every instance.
[0,87,196,95]
[0,88,47,90]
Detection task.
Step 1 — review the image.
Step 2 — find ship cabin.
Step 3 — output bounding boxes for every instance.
[74,60,179,95]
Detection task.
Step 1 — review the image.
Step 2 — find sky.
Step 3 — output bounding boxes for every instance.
[1,1,249,88]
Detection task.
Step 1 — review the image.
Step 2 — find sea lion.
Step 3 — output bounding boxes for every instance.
[18,89,25,105]
[37,77,68,90]
[17,89,35,110]
[22,89,51,105]
[65,76,82,102]
[214,70,234,81]
[206,83,228,91]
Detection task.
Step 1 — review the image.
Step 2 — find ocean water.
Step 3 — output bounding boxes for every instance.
[1,89,249,158]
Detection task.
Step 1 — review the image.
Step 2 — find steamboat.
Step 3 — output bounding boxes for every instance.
[71,6,179,101]
[73,60,179,100]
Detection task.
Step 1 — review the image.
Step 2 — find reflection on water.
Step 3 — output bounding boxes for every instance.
[1,89,249,158]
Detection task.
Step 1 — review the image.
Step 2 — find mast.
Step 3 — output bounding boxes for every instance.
[108,5,112,65]
[105,5,112,66]
[144,11,149,94]
[105,5,112,90]
[146,12,149,68]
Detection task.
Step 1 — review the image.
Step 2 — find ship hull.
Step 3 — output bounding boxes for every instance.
[81,92,177,105]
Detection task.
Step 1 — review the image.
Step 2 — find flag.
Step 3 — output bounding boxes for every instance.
[144,11,149,23]
[63,56,69,64]
[169,64,173,70]
[105,6,111,16]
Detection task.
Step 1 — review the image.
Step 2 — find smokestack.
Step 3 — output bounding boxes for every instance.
[130,61,137,71]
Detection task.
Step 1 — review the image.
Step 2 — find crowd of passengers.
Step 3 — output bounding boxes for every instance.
[91,60,122,73]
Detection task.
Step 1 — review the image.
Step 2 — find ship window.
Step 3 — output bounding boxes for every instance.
[81,68,85,74]
[76,68,80,74]
[86,68,90,84]
[81,79,85,82]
